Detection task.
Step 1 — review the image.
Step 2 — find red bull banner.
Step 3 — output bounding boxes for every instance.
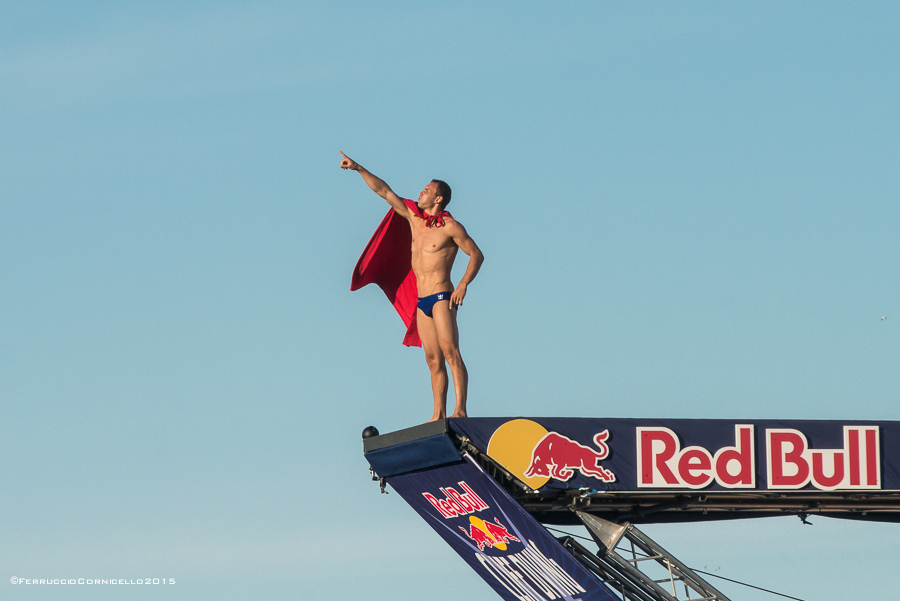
[387,454,618,601]
[448,418,900,494]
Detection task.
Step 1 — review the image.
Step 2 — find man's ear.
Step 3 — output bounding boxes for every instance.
[435,196,444,207]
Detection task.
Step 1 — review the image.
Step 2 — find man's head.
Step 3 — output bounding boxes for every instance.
[431,179,451,208]
[418,179,452,212]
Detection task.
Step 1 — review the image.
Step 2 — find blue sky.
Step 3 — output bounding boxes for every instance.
[2,2,898,600]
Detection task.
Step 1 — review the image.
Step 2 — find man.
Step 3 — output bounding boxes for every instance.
[341,151,484,422]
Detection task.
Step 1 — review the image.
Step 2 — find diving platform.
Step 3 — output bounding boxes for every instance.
[363,417,900,601]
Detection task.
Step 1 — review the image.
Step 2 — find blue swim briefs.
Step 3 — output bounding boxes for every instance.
[417,291,452,318]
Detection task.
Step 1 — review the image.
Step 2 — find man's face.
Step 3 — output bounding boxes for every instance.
[417,182,441,209]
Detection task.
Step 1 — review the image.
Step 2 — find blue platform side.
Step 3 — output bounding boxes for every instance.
[363,419,462,477]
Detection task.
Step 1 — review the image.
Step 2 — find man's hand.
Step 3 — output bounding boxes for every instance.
[450,283,467,309]
[339,150,359,171]
[339,151,410,218]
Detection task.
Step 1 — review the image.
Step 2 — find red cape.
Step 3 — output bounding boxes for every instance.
[351,199,451,347]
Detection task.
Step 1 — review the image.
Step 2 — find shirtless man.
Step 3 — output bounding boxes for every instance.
[340,151,484,421]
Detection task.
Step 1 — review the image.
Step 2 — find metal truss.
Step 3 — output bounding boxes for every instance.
[560,512,731,601]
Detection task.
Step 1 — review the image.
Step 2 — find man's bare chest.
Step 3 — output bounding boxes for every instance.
[411,224,455,254]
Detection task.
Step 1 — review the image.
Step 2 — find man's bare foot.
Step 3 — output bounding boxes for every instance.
[428,413,446,423]
[449,411,468,418]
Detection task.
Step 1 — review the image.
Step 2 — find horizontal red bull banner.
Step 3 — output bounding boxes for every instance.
[448,418,900,494]
[386,454,618,601]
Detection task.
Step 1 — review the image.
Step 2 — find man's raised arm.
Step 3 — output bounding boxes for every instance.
[339,151,411,218]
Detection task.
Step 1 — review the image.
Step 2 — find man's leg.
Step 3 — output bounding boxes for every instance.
[430,302,468,418]
[417,308,449,422]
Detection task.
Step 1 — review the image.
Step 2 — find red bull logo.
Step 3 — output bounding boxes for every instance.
[524,430,616,483]
[485,419,618,489]
[459,516,521,551]
[479,418,886,494]
[423,481,490,519]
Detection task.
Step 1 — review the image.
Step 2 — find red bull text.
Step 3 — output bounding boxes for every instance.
[423,481,490,518]
[767,426,880,490]
[638,425,755,489]
[638,424,881,491]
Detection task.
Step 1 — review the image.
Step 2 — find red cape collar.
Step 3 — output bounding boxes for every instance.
[409,201,452,228]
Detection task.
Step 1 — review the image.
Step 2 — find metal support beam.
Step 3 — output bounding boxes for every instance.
[564,511,733,601]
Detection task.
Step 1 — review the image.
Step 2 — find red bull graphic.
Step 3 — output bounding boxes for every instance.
[767,426,880,490]
[459,516,521,551]
[524,431,616,483]
[386,455,619,601]
[463,417,891,495]
[423,481,490,519]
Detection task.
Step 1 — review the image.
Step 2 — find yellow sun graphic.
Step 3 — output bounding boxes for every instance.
[486,419,551,489]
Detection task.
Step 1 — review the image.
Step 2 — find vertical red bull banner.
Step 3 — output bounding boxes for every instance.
[387,454,618,601]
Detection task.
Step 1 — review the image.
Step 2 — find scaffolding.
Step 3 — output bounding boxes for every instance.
[559,512,731,601]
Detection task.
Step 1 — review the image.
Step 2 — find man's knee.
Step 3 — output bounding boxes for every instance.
[424,351,446,373]
[441,346,464,369]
